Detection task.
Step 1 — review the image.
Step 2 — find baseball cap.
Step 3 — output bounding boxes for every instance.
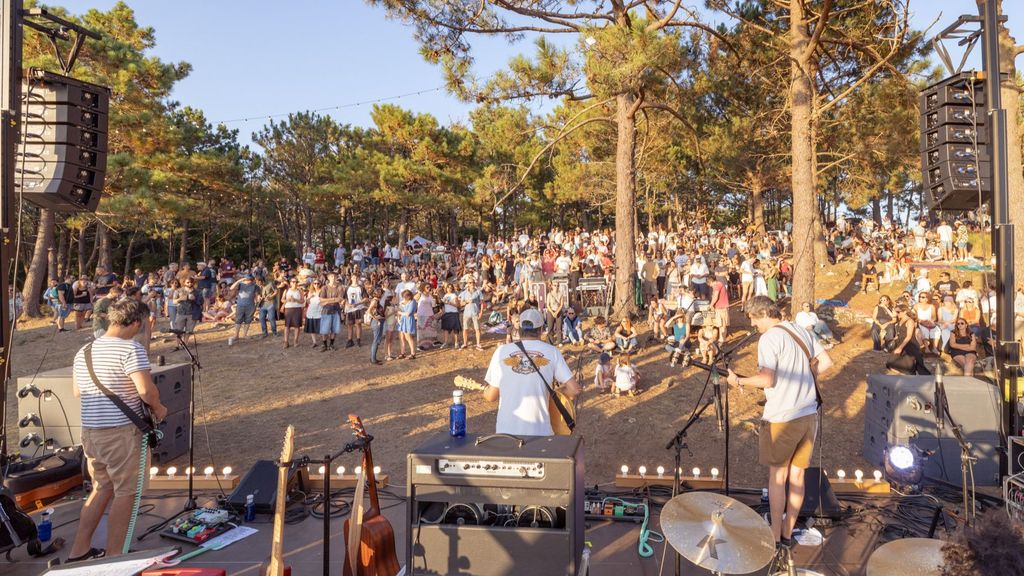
[599,352,611,365]
[520,308,544,330]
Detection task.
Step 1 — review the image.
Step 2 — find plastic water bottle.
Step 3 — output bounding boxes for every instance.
[38,509,52,542]
[244,494,256,522]
[449,390,466,438]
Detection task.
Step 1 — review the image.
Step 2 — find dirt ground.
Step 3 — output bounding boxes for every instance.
[4,260,924,490]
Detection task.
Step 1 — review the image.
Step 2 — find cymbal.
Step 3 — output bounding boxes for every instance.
[660,491,775,575]
[866,538,945,576]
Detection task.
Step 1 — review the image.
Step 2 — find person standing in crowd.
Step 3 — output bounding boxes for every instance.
[282,278,304,349]
[710,272,730,344]
[318,272,344,351]
[228,275,257,346]
[544,282,566,344]
[726,296,833,551]
[440,283,462,349]
[460,279,484,351]
[72,275,93,330]
[397,289,418,359]
[368,288,386,365]
[482,308,580,435]
[257,277,280,338]
[92,285,122,340]
[304,281,322,348]
[93,266,117,300]
[56,274,74,332]
[173,278,199,337]
[334,243,346,269]
[196,261,216,312]
[68,299,168,562]
[344,273,367,347]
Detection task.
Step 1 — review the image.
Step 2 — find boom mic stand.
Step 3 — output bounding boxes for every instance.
[714,330,757,496]
[173,330,201,511]
[664,400,713,576]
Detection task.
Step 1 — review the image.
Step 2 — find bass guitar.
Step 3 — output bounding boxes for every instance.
[453,375,577,435]
[343,415,400,576]
[263,425,293,576]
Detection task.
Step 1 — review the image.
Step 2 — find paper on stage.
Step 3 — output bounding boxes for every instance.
[45,549,177,575]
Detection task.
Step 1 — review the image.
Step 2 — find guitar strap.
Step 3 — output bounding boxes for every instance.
[514,341,576,432]
[84,343,158,446]
[776,324,824,409]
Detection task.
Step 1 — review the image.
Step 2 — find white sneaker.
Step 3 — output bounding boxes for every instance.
[228,337,235,346]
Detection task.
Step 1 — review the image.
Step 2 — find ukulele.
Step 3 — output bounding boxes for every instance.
[264,425,293,576]
[343,415,400,576]
[453,375,577,435]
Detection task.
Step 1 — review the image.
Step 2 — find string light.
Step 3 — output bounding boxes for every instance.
[213,86,445,125]
[854,470,864,482]
[222,466,232,478]
[336,466,345,476]
[149,466,159,479]
[837,469,846,479]
[692,467,701,478]
[620,465,629,475]
[318,466,326,475]
[873,470,883,482]
[373,466,381,476]
[656,466,665,478]
[166,466,177,478]
[638,466,647,477]
[710,468,719,480]
[203,466,214,479]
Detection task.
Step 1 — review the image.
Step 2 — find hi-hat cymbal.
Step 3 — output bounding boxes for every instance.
[866,538,945,576]
[660,491,775,575]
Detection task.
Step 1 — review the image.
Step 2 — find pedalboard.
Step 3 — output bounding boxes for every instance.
[436,458,545,479]
[160,507,236,545]
[583,496,648,523]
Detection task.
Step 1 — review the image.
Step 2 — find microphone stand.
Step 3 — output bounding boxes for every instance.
[711,330,758,497]
[664,400,713,576]
[174,331,201,511]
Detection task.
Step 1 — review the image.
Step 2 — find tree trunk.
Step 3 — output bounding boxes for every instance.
[49,223,61,282]
[750,171,766,233]
[77,226,87,277]
[21,209,53,317]
[887,191,894,220]
[789,0,817,316]
[303,205,314,253]
[123,232,137,278]
[613,92,639,319]
[96,221,112,272]
[872,195,882,224]
[179,220,189,264]
[449,209,458,246]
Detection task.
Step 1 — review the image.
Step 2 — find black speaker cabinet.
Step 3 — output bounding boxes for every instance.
[407,434,584,576]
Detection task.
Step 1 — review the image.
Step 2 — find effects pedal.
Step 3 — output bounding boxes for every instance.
[583,495,648,523]
[160,507,236,545]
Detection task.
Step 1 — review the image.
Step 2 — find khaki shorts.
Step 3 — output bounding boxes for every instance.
[82,425,146,497]
[758,414,817,468]
[715,308,730,327]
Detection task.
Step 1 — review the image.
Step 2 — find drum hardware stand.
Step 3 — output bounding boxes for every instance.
[298,434,371,576]
[663,399,713,576]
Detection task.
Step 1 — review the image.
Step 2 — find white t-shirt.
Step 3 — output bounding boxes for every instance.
[396,281,418,296]
[615,364,637,392]
[345,285,365,312]
[305,295,322,319]
[484,339,573,436]
[757,322,823,423]
[442,293,460,314]
[937,225,953,243]
[794,311,819,331]
[555,256,572,274]
[351,248,364,263]
[73,336,150,428]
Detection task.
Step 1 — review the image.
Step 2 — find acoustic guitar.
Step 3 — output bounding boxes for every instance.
[343,415,400,576]
[454,375,577,435]
[262,425,293,576]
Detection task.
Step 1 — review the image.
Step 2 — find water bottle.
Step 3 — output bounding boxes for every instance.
[38,509,52,542]
[449,390,466,438]
[244,494,256,522]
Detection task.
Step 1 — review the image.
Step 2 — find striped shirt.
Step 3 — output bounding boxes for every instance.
[73,336,150,428]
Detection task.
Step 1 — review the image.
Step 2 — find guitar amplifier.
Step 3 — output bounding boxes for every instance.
[407,433,584,576]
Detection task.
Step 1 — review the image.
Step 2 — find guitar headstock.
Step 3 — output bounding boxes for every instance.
[454,375,487,391]
[279,425,295,465]
[348,414,367,440]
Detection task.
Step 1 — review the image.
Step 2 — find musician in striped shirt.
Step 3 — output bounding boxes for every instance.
[68,299,167,562]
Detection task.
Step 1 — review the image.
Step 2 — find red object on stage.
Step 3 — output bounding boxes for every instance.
[140,565,226,569]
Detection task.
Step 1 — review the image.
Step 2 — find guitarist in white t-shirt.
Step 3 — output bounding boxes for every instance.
[482,308,580,436]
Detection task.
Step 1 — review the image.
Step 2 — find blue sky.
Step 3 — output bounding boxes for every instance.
[54,1,1024,147]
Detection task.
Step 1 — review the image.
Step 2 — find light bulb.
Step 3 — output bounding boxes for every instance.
[638,466,647,477]
[166,466,177,478]
[854,469,864,481]
[222,466,232,478]
[336,466,345,476]
[711,468,720,479]
[873,470,883,482]
[318,466,326,475]
[149,466,159,479]
[656,466,665,478]
[837,469,846,479]
[620,465,629,476]
[373,466,381,475]
[355,466,362,475]
[203,466,214,478]
[692,467,701,478]
[185,467,194,477]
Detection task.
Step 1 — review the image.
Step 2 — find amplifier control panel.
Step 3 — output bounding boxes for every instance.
[437,458,545,479]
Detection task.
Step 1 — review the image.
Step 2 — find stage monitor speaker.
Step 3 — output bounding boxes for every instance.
[17,69,109,213]
[798,467,843,520]
[863,374,1001,486]
[228,459,302,514]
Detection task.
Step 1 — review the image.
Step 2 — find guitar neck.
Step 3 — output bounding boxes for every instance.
[362,445,381,516]
[268,464,288,575]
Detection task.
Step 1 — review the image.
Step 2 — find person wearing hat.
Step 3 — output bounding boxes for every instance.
[593,352,614,393]
[228,274,258,345]
[482,308,579,435]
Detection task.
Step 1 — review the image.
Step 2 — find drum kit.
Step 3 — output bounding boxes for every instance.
[660,492,945,576]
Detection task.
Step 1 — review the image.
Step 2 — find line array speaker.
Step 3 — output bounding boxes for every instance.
[919,72,988,212]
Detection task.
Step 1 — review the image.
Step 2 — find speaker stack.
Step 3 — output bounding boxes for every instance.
[863,374,1002,487]
[919,72,989,211]
[16,362,191,463]
[17,69,109,212]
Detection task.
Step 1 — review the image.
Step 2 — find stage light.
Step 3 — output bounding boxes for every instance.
[885,445,924,489]
[837,469,846,479]
[638,466,647,477]
[692,467,701,478]
[620,465,629,475]
[873,470,883,482]
[656,466,665,478]
[318,466,326,475]
[355,466,362,475]
[204,466,214,478]
[166,466,177,478]
[149,466,159,479]
[711,468,719,479]
[373,466,381,476]
[889,446,914,469]
[337,466,345,476]
[854,470,864,482]
[222,466,232,478]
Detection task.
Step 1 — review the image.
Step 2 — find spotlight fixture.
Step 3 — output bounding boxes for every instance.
[884,445,924,490]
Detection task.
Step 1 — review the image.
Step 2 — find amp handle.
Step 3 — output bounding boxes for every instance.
[475,433,525,448]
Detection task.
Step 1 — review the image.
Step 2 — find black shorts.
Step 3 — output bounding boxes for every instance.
[284,308,303,328]
[346,311,361,325]
[441,312,461,332]
[304,318,321,334]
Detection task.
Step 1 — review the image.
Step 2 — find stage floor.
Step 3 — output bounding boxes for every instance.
[4,487,917,576]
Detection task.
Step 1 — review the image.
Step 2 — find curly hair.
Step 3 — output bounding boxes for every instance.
[940,510,1024,576]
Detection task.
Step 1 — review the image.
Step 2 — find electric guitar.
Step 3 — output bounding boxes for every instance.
[264,426,293,576]
[454,375,577,436]
[343,415,400,576]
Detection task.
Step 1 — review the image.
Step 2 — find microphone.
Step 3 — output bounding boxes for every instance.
[19,414,40,428]
[18,384,40,398]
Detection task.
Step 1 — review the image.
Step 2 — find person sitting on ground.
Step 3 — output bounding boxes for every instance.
[914,290,941,354]
[664,310,693,367]
[593,352,614,392]
[871,295,896,352]
[885,304,931,375]
[648,297,669,341]
[585,316,615,352]
[794,301,836,348]
[202,294,233,324]
[613,316,639,353]
[613,353,639,397]
[698,321,720,364]
[947,318,978,377]
[561,307,583,346]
